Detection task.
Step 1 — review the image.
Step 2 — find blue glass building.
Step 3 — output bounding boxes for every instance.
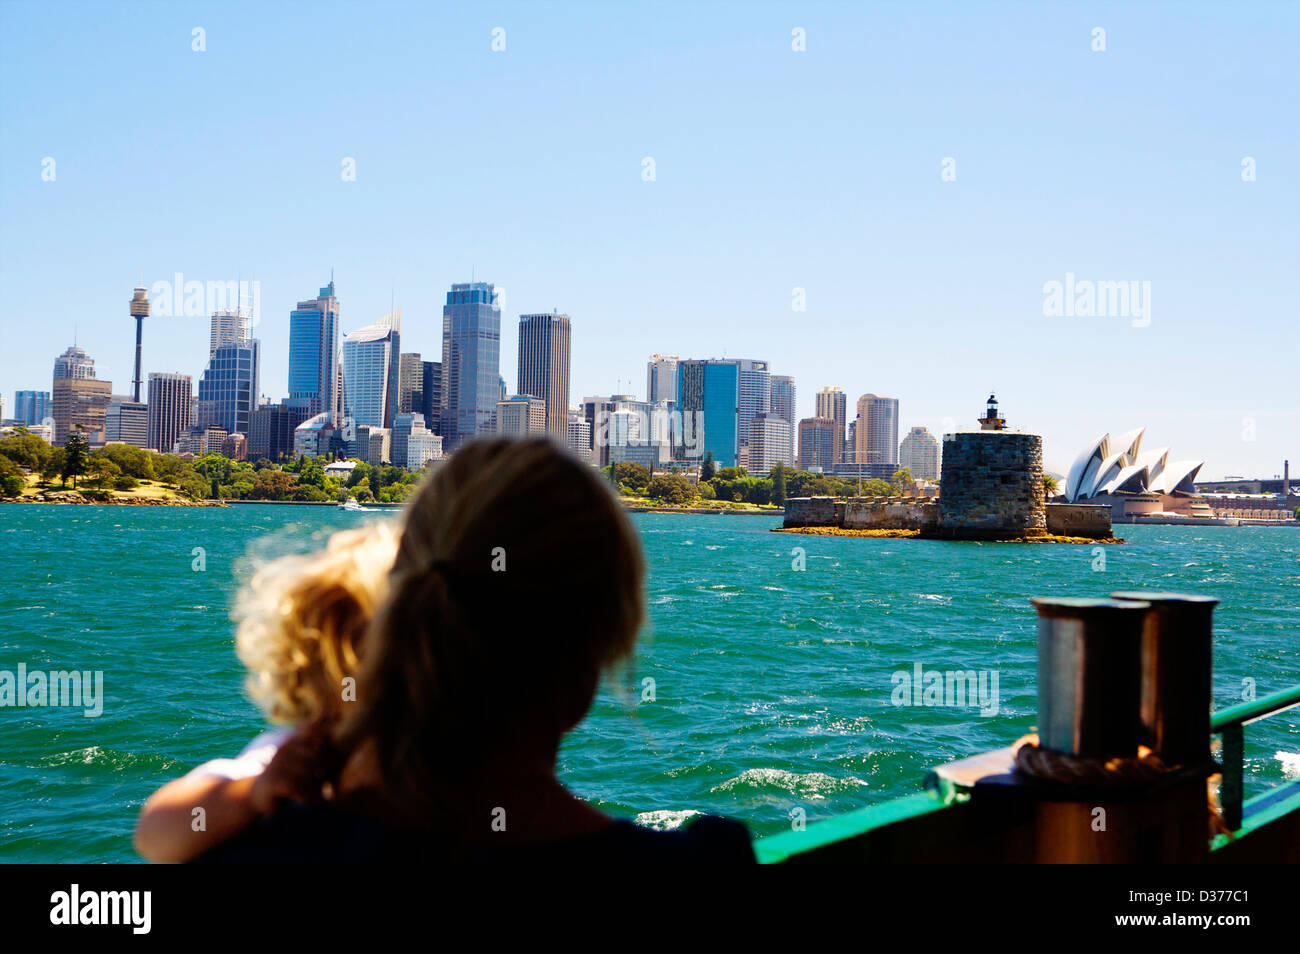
[440,282,501,451]
[14,390,52,426]
[197,338,261,437]
[289,280,341,425]
[676,359,739,468]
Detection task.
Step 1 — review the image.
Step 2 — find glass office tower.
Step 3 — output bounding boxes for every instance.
[289,280,341,426]
[676,359,739,468]
[440,282,501,451]
[341,312,401,429]
[197,338,260,437]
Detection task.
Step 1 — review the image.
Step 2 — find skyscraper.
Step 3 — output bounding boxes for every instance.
[734,359,771,451]
[288,280,341,426]
[390,412,426,469]
[420,360,442,434]
[13,390,51,427]
[52,378,112,446]
[147,372,192,453]
[440,282,501,451]
[341,312,401,430]
[210,310,249,356]
[676,359,739,468]
[105,401,148,446]
[798,417,838,472]
[51,345,110,445]
[899,425,941,480]
[398,352,422,414]
[815,386,848,464]
[517,312,571,439]
[248,401,311,461]
[855,393,900,471]
[748,413,793,475]
[769,374,796,467]
[197,338,261,437]
[567,411,592,462]
[129,285,149,402]
[53,345,95,381]
[581,395,614,466]
[646,354,679,404]
[496,395,548,437]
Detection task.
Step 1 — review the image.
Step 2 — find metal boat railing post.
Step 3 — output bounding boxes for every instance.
[1221,723,1244,832]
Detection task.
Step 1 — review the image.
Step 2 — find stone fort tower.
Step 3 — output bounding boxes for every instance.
[937,395,1046,539]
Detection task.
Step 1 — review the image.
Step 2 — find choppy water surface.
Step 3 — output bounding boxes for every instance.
[1,504,1296,861]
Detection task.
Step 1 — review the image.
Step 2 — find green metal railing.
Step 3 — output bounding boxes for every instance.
[754,682,1300,862]
[1210,683,1300,831]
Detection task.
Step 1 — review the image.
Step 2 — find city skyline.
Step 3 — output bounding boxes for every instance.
[2,3,1296,478]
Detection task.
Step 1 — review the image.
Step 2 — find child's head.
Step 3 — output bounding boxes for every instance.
[235,522,400,725]
[342,437,645,812]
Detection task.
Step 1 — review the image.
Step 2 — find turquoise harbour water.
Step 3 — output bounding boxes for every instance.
[1,503,1298,863]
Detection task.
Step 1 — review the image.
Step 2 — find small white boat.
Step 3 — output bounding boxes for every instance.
[339,498,365,512]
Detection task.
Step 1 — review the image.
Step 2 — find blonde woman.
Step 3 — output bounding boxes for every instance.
[134,522,398,863]
[200,438,754,863]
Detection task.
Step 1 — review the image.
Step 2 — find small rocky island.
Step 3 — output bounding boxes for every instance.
[779,396,1119,543]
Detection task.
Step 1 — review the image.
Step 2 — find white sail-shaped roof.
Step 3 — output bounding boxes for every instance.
[1149,460,1203,495]
[1112,427,1145,464]
[1065,435,1109,502]
[1134,447,1169,482]
[1088,450,1128,497]
[1099,463,1150,496]
[1063,431,1202,501]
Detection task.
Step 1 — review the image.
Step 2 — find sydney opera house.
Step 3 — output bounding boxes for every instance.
[1060,428,1213,519]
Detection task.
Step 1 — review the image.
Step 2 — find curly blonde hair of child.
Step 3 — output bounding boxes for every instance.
[235,522,400,725]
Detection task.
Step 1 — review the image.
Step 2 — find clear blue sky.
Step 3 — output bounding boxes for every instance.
[1,0,1296,479]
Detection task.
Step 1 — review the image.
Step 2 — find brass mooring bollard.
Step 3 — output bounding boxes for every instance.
[1110,591,1217,768]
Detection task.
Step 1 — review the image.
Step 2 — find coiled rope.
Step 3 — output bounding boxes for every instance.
[1011,734,1232,840]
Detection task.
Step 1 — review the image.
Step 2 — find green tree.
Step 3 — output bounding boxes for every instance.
[155,454,186,488]
[347,461,373,489]
[862,478,894,496]
[700,451,716,481]
[40,447,66,485]
[62,429,90,488]
[0,427,52,470]
[1,474,24,497]
[94,443,154,479]
[84,456,121,490]
[647,472,697,505]
[178,471,210,500]
[252,469,297,501]
[890,467,914,491]
[609,462,651,494]
[771,462,787,505]
[1042,474,1059,497]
